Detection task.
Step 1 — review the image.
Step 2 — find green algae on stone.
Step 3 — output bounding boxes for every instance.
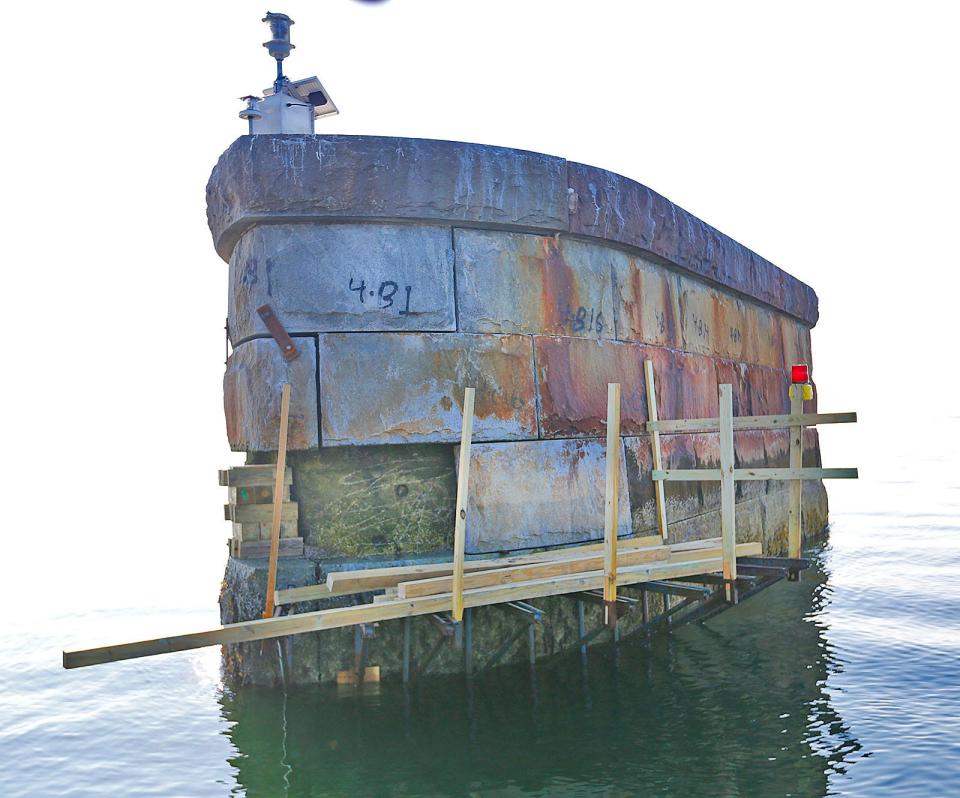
[289,445,457,558]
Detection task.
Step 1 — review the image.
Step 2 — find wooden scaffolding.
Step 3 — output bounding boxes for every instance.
[63,363,857,672]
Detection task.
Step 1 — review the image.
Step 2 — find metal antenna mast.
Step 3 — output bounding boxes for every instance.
[238,10,338,132]
[262,11,295,93]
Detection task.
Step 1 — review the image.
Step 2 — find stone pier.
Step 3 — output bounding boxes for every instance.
[207,135,827,685]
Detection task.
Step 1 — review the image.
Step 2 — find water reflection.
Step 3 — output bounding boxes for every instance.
[220,545,861,797]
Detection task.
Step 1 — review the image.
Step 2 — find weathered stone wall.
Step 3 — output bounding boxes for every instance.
[210,135,823,559]
[209,135,829,683]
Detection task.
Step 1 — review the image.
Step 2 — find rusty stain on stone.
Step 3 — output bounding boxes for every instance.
[223,338,319,451]
[455,230,615,339]
[534,336,649,437]
[616,255,682,347]
[715,359,753,416]
[537,236,580,334]
[734,430,767,501]
[744,363,794,416]
[746,304,786,369]
[677,351,719,420]
[318,332,537,446]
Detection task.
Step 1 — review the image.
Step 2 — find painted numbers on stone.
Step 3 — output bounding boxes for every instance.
[349,278,413,315]
[690,313,710,340]
[567,306,605,336]
[654,310,667,336]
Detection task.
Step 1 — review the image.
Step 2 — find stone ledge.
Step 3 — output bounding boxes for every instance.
[208,135,568,261]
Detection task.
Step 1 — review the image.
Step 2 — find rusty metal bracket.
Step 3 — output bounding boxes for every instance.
[257,304,299,361]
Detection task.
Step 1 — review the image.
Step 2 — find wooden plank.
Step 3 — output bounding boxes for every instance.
[227,502,298,524]
[735,467,859,480]
[647,411,857,434]
[653,469,722,482]
[452,387,476,623]
[644,360,669,541]
[603,383,621,626]
[788,384,804,559]
[277,581,329,603]
[656,466,858,482]
[319,535,666,596]
[274,580,388,606]
[62,556,723,669]
[667,536,724,551]
[373,588,400,604]
[551,534,663,557]
[233,538,303,559]
[282,534,670,607]
[668,540,761,563]
[263,383,292,619]
[397,544,670,599]
[718,384,737,601]
[219,466,293,488]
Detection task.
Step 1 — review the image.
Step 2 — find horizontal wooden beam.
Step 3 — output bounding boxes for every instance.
[64,556,729,669]
[734,467,859,480]
[653,469,722,482]
[298,535,664,601]
[654,467,858,482]
[219,465,293,488]
[668,540,761,563]
[647,411,857,434]
[280,537,723,605]
[397,545,670,599]
[397,538,765,599]
[275,581,396,605]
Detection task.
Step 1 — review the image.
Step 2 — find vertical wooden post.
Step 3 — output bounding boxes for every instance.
[451,387,476,622]
[787,383,804,559]
[263,383,292,619]
[603,382,622,627]
[718,383,737,603]
[643,360,669,541]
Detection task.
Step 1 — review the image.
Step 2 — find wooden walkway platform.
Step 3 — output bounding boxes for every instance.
[63,362,856,675]
[63,536,758,669]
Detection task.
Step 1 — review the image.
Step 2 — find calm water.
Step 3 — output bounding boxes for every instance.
[2,420,958,797]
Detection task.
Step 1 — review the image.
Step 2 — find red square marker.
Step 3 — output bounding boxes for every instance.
[791,364,809,384]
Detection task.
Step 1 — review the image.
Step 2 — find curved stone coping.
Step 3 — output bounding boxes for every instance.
[206,135,818,326]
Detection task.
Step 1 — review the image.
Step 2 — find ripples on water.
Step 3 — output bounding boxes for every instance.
[1,421,957,797]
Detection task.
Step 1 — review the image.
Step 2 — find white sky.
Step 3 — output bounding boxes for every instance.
[1,1,957,624]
